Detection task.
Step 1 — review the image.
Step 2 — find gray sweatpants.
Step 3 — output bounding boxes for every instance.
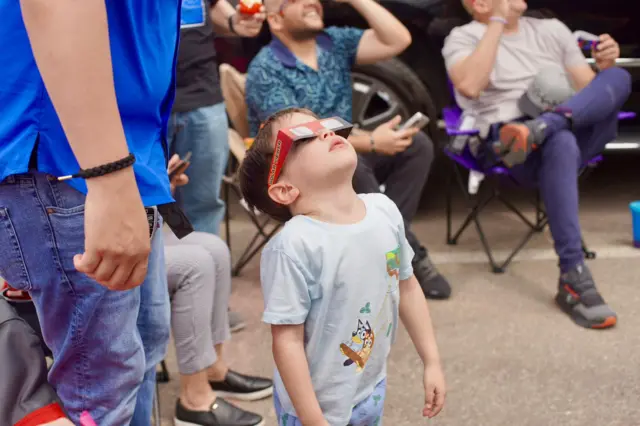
[164,230,232,375]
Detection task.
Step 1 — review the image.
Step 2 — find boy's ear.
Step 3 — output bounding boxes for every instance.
[267,181,300,206]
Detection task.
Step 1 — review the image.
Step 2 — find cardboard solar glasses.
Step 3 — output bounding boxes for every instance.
[267,116,353,186]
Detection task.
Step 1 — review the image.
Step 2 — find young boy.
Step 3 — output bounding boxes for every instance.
[239,107,446,425]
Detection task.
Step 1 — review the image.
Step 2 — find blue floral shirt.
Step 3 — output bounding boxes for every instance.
[246,26,364,136]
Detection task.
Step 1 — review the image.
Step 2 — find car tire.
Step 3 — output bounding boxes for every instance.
[351,58,438,137]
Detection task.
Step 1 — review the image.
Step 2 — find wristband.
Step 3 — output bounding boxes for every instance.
[369,135,376,154]
[228,14,238,34]
[57,153,136,181]
[489,16,507,25]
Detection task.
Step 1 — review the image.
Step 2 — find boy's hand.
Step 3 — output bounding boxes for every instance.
[422,362,446,418]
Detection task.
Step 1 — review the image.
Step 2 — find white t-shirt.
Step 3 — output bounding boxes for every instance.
[442,17,588,124]
[260,193,415,425]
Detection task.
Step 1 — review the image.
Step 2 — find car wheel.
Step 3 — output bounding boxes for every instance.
[351,58,437,135]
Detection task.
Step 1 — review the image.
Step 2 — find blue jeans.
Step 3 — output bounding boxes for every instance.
[0,173,170,426]
[168,102,229,235]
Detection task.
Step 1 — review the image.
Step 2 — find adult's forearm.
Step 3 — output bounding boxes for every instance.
[348,129,373,153]
[210,0,236,36]
[349,0,410,47]
[21,0,132,173]
[399,276,441,365]
[273,326,326,425]
[452,21,504,99]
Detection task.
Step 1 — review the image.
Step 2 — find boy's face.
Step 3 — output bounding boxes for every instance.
[268,113,358,205]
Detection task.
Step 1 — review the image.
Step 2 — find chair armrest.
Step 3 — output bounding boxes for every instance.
[618,111,636,120]
[446,128,480,136]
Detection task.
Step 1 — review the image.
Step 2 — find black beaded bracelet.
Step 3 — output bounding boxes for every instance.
[57,153,136,181]
[228,14,237,34]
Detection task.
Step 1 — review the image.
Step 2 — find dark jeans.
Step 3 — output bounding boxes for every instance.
[352,131,434,260]
[508,67,632,271]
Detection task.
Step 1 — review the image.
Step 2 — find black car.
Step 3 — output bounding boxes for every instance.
[216,0,639,149]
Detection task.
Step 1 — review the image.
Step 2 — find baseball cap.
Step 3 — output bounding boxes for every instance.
[518,66,575,118]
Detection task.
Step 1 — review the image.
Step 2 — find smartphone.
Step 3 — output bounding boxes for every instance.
[574,30,599,51]
[399,112,430,131]
[169,151,192,179]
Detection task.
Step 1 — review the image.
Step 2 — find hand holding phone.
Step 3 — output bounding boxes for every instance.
[399,112,430,131]
[168,152,192,180]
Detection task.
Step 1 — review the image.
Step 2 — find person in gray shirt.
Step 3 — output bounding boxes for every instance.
[443,0,631,330]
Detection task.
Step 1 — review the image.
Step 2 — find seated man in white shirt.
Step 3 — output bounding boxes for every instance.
[443,0,631,329]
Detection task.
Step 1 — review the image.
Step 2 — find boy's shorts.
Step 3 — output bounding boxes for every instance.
[274,378,387,426]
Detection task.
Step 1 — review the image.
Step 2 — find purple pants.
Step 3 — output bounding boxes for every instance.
[510,67,632,271]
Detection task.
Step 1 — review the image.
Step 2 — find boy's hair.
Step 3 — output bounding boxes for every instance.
[239,107,319,223]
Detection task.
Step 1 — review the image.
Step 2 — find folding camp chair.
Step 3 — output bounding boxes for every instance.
[443,97,635,273]
[1,280,164,426]
[219,63,282,276]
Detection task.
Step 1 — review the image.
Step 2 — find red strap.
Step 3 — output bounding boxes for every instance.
[15,403,67,426]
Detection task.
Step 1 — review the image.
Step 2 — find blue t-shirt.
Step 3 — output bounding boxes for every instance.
[0,1,180,207]
[246,26,364,136]
[260,193,415,425]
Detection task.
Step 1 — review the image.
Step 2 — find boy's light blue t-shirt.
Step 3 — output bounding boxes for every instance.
[260,193,415,425]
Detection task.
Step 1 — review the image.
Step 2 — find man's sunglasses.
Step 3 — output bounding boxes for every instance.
[267,116,353,186]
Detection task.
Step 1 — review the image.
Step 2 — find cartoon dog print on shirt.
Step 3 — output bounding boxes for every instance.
[340,319,375,372]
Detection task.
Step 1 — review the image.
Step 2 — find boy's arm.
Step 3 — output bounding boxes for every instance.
[398,275,441,365]
[272,325,328,426]
[399,274,446,418]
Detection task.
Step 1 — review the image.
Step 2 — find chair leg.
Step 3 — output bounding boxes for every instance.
[156,360,169,383]
[534,191,546,231]
[447,162,495,244]
[223,181,232,252]
[446,161,454,244]
[582,237,597,260]
[232,221,282,276]
[153,380,162,426]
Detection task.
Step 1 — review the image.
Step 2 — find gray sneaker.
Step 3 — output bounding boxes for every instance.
[555,264,617,329]
[228,310,246,333]
[495,119,548,167]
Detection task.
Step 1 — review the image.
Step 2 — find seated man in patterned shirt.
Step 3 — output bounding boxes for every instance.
[246,0,452,300]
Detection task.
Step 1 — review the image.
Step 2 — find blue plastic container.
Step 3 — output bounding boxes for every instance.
[630,201,640,248]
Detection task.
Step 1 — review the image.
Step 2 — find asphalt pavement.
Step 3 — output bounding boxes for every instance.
[158,151,640,426]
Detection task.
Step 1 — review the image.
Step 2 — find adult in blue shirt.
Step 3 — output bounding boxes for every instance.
[246,0,452,299]
[0,1,179,424]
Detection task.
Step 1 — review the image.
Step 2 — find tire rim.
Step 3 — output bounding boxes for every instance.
[351,72,410,130]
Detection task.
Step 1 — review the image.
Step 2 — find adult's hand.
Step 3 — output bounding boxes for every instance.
[233,6,266,38]
[593,34,619,71]
[167,153,190,194]
[370,115,419,155]
[491,0,510,18]
[74,170,151,291]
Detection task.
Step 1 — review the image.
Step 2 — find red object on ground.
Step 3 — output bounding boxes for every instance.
[14,402,67,426]
[239,0,262,15]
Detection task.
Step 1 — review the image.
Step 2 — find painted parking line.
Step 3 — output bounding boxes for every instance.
[430,245,640,265]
